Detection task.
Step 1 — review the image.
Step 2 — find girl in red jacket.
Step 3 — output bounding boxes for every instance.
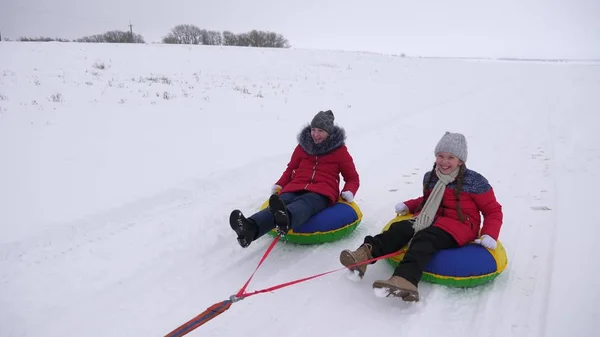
[230,110,360,248]
[340,132,503,302]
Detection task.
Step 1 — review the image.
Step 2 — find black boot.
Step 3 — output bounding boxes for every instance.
[268,194,290,235]
[229,210,258,248]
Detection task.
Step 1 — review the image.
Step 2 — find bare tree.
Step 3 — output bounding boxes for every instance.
[247,30,265,47]
[236,33,251,47]
[162,26,290,48]
[18,36,71,42]
[263,31,290,48]
[104,30,131,43]
[77,30,144,43]
[77,34,105,43]
[162,24,203,44]
[222,31,237,46]
[240,30,289,48]
[198,29,208,45]
[205,30,222,45]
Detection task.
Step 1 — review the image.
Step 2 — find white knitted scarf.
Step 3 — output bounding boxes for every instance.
[412,166,460,233]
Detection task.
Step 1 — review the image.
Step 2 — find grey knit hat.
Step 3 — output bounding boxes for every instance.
[310,110,335,134]
[434,132,468,162]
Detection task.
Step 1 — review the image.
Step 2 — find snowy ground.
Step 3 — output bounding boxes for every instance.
[1,42,599,337]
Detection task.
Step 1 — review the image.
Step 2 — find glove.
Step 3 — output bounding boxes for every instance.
[271,185,282,195]
[395,202,408,215]
[474,234,497,250]
[341,191,354,202]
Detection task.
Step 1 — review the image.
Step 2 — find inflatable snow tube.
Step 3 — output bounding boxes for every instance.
[258,197,362,245]
[382,214,508,288]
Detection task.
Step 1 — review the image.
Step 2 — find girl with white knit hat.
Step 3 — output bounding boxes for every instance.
[340,132,503,302]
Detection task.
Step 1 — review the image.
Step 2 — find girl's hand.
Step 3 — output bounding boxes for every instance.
[395,202,408,215]
[474,234,497,249]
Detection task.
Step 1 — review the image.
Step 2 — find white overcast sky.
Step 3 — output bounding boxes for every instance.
[1,0,599,59]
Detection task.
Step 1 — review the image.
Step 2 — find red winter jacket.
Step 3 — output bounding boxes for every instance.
[403,169,503,246]
[275,126,360,205]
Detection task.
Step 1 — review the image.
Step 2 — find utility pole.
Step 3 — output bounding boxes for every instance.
[128,21,134,42]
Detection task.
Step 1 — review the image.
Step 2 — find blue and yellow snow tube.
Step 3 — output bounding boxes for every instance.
[383,214,508,287]
[258,197,362,245]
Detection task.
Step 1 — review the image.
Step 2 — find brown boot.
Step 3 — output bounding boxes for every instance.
[372,276,419,302]
[339,243,373,278]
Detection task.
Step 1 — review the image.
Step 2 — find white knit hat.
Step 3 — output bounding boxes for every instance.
[434,132,468,162]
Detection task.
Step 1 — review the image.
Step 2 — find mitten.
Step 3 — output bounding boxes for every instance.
[271,185,282,195]
[395,202,408,215]
[474,234,497,250]
[341,191,354,202]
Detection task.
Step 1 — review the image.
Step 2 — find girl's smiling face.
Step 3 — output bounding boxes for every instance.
[311,128,329,144]
[435,152,462,174]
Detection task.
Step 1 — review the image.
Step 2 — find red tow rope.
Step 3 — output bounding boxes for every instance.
[234,235,281,298]
[164,235,398,336]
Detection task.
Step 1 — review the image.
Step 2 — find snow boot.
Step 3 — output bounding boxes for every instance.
[229,210,257,248]
[268,194,290,235]
[372,276,419,302]
[339,243,373,278]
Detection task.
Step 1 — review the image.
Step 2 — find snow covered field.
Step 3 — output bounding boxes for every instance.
[1,42,599,337]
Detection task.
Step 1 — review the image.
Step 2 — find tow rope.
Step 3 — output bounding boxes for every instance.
[164,235,400,336]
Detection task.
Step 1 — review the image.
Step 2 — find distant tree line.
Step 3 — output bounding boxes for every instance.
[162,25,290,48]
[16,30,145,43]
[10,25,290,48]
[76,30,145,43]
[17,36,72,42]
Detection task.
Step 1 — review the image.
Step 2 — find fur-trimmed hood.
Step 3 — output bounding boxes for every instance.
[297,125,346,155]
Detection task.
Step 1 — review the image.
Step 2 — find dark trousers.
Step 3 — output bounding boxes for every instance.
[364,220,458,286]
[250,191,330,239]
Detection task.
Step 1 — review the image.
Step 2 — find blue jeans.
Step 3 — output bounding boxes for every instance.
[250,191,330,239]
